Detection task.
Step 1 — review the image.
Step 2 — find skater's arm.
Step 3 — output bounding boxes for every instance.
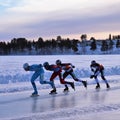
[61,63,75,68]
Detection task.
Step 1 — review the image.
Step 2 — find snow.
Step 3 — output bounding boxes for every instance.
[0,55,120,120]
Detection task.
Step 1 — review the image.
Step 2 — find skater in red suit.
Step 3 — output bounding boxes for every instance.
[43,62,75,94]
[90,60,110,89]
[56,60,87,92]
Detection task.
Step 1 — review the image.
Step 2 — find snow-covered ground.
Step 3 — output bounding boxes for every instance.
[0,55,120,120]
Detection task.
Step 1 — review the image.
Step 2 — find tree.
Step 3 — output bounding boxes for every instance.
[116,39,120,48]
[108,39,113,50]
[81,34,87,41]
[37,37,44,48]
[101,40,108,52]
[71,39,78,52]
[11,38,28,52]
[80,34,87,54]
[90,37,97,51]
[57,36,62,41]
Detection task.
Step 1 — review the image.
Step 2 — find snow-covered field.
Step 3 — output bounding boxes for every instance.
[0,55,120,120]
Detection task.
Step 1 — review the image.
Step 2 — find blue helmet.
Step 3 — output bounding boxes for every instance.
[23,63,29,69]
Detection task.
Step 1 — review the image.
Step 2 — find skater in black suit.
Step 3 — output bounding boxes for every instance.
[90,60,110,89]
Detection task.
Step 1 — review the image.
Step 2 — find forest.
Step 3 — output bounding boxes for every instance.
[0,34,120,55]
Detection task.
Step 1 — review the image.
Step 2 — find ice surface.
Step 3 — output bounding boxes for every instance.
[0,55,120,120]
[0,82,120,120]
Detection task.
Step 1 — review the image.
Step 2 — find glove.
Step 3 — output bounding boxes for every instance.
[90,75,95,79]
[72,66,75,68]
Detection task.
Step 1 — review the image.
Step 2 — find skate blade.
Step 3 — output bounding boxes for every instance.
[63,90,69,93]
[49,92,57,95]
[30,94,39,97]
[106,87,111,91]
[95,88,100,92]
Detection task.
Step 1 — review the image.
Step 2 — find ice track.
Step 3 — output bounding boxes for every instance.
[0,82,120,120]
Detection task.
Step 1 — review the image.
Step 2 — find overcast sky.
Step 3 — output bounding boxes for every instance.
[0,0,120,41]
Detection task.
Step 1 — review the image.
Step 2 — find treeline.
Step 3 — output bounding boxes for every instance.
[0,35,120,55]
[0,36,79,55]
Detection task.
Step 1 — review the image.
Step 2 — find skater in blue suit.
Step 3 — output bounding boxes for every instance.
[23,63,55,96]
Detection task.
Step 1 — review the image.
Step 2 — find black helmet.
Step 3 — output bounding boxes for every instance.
[56,59,61,65]
[91,60,96,64]
[43,62,49,67]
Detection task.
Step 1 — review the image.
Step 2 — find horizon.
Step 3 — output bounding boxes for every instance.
[0,32,119,43]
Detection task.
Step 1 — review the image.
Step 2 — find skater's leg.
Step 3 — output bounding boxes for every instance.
[65,81,75,90]
[70,72,87,88]
[49,72,57,93]
[63,85,69,91]
[39,73,55,88]
[63,72,69,90]
[60,72,75,90]
[31,72,39,94]
[94,76,100,89]
[101,71,110,88]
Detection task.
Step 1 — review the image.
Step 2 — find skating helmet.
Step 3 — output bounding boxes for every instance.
[91,60,96,65]
[23,63,29,70]
[56,59,61,65]
[43,62,49,67]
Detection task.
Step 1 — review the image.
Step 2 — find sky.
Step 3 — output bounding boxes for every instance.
[0,0,120,41]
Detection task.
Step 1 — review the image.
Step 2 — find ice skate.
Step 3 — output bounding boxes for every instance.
[70,82,75,90]
[49,89,57,95]
[82,81,87,88]
[95,84,100,89]
[30,92,39,97]
[106,83,110,89]
[63,87,69,92]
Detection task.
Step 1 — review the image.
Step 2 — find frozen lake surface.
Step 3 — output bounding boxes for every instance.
[0,82,120,120]
[0,55,120,120]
